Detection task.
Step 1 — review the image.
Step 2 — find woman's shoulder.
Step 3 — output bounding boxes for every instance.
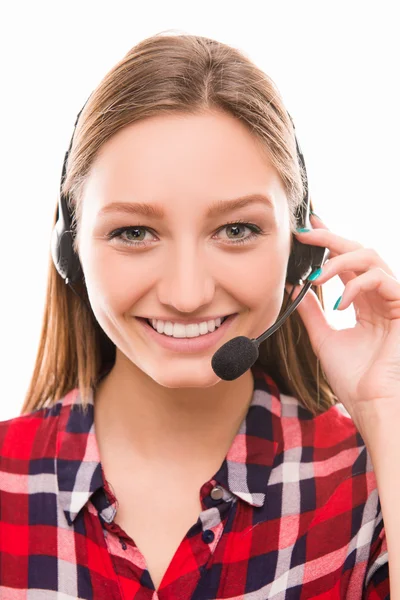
[0,399,65,466]
[277,390,382,516]
[278,392,373,479]
[279,391,363,444]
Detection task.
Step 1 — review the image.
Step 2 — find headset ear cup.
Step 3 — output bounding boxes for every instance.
[61,230,84,284]
[286,236,329,285]
[51,221,83,284]
[286,235,314,284]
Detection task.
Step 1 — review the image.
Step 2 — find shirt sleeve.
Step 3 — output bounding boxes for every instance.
[363,499,390,599]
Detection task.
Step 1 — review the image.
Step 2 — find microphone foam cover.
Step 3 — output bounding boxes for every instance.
[211,336,259,381]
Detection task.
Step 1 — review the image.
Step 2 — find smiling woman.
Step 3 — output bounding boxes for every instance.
[74,107,294,391]
[0,31,389,599]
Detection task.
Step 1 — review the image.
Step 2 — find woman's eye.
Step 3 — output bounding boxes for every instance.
[216,222,263,244]
[106,221,267,248]
[107,226,154,246]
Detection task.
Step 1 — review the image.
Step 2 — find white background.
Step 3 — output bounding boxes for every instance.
[0,1,399,420]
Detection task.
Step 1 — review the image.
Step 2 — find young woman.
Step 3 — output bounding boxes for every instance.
[0,33,397,599]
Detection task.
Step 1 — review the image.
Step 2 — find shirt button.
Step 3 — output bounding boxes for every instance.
[202,529,215,544]
[210,485,224,500]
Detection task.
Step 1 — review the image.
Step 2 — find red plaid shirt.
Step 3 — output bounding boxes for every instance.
[0,365,389,599]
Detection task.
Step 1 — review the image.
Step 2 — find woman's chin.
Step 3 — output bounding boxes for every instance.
[140,362,222,388]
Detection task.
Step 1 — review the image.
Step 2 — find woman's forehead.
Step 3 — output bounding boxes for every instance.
[82,112,285,221]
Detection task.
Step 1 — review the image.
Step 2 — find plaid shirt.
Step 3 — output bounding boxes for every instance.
[0,365,389,599]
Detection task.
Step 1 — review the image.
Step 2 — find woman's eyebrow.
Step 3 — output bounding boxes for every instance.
[97,193,275,220]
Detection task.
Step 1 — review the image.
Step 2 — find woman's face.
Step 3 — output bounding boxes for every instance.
[77,109,292,388]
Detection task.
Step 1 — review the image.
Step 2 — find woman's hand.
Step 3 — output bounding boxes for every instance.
[286,213,400,435]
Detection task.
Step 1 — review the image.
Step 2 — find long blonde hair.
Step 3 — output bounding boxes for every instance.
[20,32,337,417]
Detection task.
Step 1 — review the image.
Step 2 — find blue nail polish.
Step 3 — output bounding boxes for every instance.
[333,295,342,310]
[307,268,322,281]
[296,228,310,233]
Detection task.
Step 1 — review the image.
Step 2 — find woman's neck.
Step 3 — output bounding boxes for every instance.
[93,357,255,466]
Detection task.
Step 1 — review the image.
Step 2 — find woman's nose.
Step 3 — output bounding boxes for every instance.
[157,251,215,312]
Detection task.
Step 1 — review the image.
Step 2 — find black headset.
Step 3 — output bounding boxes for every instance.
[50,94,329,381]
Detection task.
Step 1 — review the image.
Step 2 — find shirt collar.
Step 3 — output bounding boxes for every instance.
[56,364,283,525]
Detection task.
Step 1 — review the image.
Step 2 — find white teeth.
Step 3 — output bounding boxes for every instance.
[148,316,226,338]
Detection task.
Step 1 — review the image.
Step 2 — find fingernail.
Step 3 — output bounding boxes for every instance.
[307,268,322,281]
[333,295,342,310]
[310,210,321,220]
[296,228,310,233]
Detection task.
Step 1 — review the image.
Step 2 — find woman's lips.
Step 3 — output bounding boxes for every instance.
[136,314,238,354]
